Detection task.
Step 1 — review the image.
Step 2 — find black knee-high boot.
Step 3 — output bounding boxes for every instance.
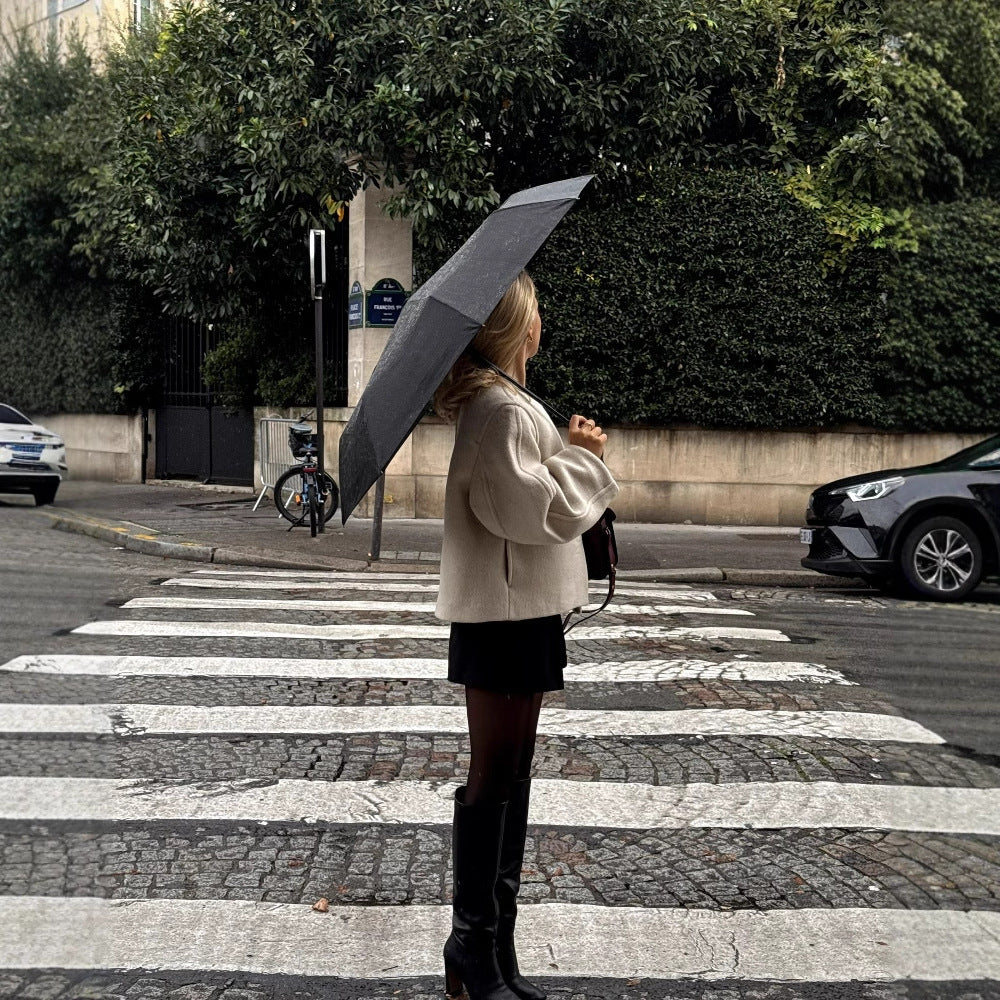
[444,787,520,1000]
[494,778,546,1000]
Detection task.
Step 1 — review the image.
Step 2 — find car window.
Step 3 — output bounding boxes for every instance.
[933,433,1000,471]
[970,447,1000,469]
[0,404,30,425]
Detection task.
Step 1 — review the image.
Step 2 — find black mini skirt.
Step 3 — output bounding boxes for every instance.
[448,615,566,693]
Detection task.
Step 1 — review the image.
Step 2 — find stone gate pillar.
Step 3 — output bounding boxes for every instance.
[346,184,413,407]
[342,182,421,518]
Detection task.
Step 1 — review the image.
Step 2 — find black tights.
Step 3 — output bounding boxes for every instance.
[464,687,543,805]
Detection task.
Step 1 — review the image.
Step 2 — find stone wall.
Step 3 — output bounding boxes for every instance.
[33,412,149,484]
[254,409,983,526]
[44,406,982,519]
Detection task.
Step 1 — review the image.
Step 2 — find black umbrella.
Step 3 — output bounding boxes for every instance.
[338,174,594,523]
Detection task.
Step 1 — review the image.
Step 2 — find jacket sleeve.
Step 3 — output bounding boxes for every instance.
[468,402,619,545]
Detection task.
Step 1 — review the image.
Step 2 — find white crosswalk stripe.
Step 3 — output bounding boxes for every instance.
[190,569,443,580]
[0,654,856,683]
[1,776,993,833]
[72,619,789,642]
[3,896,999,981]
[121,595,752,616]
[161,575,721,601]
[1,564,994,993]
[0,703,940,742]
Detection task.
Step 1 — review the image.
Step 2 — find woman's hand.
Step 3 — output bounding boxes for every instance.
[569,414,607,458]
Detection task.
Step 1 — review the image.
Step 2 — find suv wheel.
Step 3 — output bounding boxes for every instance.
[899,515,983,601]
[32,484,58,506]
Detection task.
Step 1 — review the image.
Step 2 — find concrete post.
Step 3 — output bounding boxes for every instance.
[346,184,414,407]
[344,183,415,518]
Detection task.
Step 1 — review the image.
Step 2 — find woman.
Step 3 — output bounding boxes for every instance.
[433,271,618,1000]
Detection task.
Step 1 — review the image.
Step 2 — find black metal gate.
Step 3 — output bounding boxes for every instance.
[154,319,254,485]
[154,221,349,485]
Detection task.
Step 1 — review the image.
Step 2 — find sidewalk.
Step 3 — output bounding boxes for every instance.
[21,479,848,588]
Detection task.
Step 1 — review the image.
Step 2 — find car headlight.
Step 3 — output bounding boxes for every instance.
[836,476,905,502]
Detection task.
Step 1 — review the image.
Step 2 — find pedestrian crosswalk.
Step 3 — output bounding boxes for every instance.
[2,896,999,981]
[0,702,944,741]
[3,775,998,832]
[1,568,999,996]
[0,653,854,682]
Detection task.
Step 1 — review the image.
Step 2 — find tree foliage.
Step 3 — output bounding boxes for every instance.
[0,29,94,277]
[883,0,1000,198]
[72,0,996,326]
[2,1,1000,423]
[71,2,358,323]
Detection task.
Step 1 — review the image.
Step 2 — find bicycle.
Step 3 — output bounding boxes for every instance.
[273,422,340,537]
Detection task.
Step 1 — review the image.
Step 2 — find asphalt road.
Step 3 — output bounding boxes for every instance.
[0,505,194,663]
[715,581,1000,761]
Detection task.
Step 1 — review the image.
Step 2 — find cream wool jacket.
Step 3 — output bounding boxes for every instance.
[435,383,619,623]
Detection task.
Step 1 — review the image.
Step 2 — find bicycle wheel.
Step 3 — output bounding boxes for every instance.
[275,468,339,526]
[274,466,309,525]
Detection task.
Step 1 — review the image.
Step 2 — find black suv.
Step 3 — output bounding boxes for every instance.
[801,434,1000,601]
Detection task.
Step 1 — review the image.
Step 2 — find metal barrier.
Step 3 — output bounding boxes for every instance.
[253,417,302,511]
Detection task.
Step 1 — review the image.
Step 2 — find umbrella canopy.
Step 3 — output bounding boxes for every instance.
[338,174,594,523]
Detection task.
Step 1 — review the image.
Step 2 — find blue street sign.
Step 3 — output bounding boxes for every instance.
[366,278,407,327]
[348,281,364,329]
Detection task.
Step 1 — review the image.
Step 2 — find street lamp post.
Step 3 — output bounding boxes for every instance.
[309,229,326,534]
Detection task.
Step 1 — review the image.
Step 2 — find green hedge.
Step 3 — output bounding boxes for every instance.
[0,273,161,415]
[530,170,889,428]
[420,168,890,428]
[878,199,1000,431]
[419,169,1000,433]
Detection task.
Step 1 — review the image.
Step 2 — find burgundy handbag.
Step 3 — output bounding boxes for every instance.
[565,506,617,633]
[582,507,618,581]
[470,354,618,632]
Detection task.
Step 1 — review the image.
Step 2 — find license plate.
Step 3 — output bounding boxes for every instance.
[799,528,814,545]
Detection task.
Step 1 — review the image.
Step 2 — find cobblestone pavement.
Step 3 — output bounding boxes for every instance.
[3,733,999,786]
[0,673,904,713]
[1,820,997,911]
[2,562,999,995]
[2,972,999,1000]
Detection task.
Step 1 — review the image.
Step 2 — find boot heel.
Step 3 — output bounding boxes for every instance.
[444,961,465,998]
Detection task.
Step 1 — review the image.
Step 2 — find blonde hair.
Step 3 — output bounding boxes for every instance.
[433,271,538,423]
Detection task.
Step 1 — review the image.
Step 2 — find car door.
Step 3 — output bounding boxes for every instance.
[967,446,1000,536]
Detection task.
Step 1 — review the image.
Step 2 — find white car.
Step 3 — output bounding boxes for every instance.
[0,403,67,505]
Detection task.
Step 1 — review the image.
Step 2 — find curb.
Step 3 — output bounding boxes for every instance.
[36,508,852,588]
[618,567,726,583]
[720,568,865,588]
[41,509,376,573]
[45,511,212,561]
[616,567,858,588]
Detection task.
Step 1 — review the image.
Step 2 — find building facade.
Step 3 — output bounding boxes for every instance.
[2,0,156,48]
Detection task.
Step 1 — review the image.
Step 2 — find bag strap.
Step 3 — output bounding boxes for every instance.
[562,565,615,635]
[467,348,571,424]
[466,349,615,634]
